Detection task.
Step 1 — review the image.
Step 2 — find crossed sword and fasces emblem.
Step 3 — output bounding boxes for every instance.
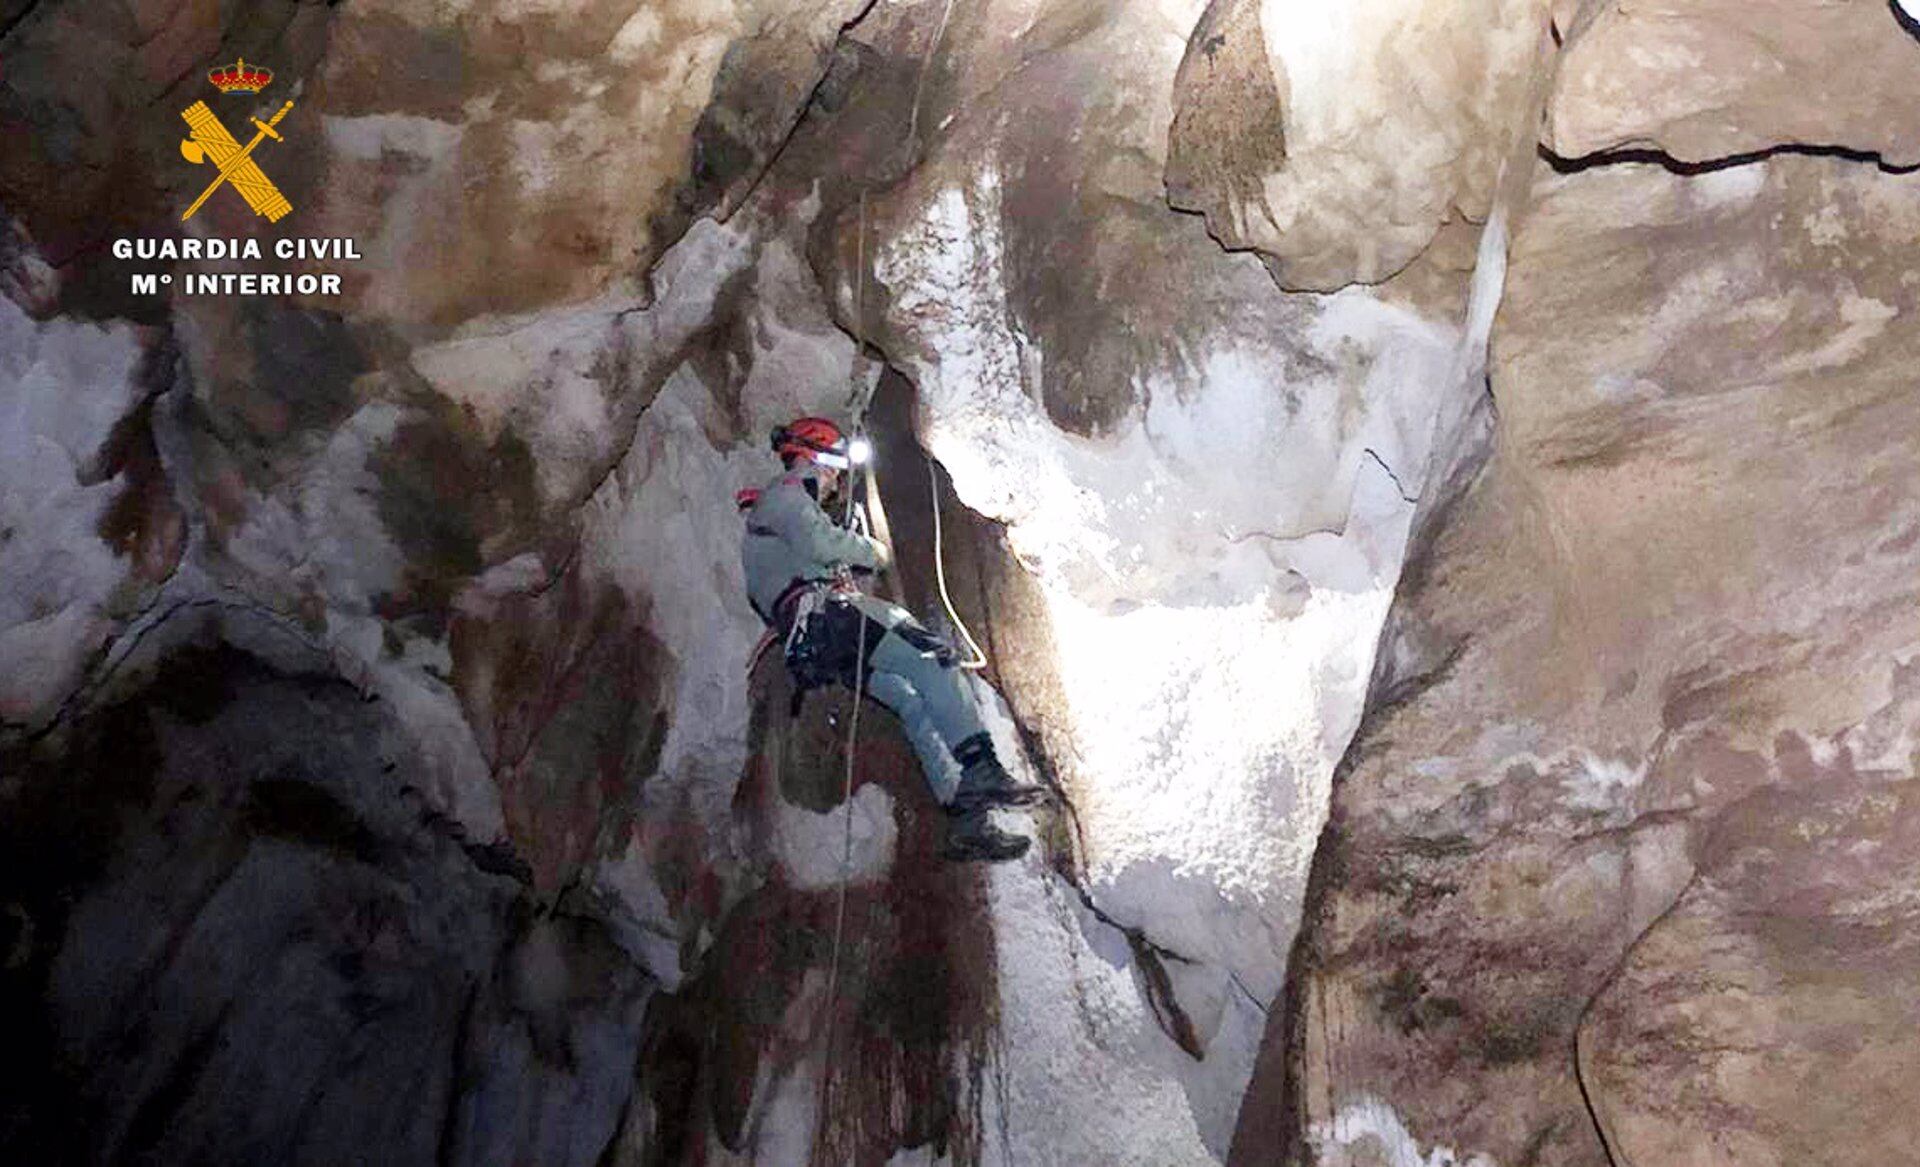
[179,99,295,222]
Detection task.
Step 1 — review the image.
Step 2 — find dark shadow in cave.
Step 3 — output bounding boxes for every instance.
[0,643,648,1167]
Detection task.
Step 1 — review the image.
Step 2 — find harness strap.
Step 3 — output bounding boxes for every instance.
[748,576,828,629]
[783,585,828,660]
[746,628,780,676]
[748,578,870,722]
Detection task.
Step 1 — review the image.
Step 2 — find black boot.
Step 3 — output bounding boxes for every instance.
[940,805,1030,862]
[949,733,1048,813]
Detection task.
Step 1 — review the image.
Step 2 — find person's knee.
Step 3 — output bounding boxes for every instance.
[865,670,920,714]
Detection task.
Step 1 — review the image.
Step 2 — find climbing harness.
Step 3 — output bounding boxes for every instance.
[784,584,831,681]
[780,582,880,699]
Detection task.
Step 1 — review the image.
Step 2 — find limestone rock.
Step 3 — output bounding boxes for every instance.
[1246,155,1920,1165]
[1168,0,1551,289]
[1548,0,1920,165]
[612,651,1001,1164]
[803,6,1497,1154]
[16,0,1920,1159]
[0,646,650,1166]
[307,0,869,328]
[0,258,182,727]
[1582,777,1920,1167]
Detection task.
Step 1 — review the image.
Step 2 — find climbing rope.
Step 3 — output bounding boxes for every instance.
[842,183,984,674]
[927,460,988,671]
[844,191,875,433]
[814,188,874,1167]
[812,606,866,1164]
[811,98,991,1149]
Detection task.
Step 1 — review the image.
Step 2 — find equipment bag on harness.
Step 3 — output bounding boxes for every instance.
[780,587,877,713]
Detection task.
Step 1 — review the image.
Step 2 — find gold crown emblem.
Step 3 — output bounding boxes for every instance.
[208,58,273,94]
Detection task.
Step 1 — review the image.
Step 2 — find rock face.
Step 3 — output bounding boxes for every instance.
[1,646,652,1166]
[1235,29,1920,1167]
[619,655,1003,1165]
[307,0,870,326]
[0,288,181,723]
[19,0,1411,1154]
[7,0,1920,1162]
[851,0,1474,1059]
[1547,0,1920,165]
[1583,776,1920,1167]
[1167,0,1549,288]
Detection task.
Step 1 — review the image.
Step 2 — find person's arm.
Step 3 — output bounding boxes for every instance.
[793,493,891,572]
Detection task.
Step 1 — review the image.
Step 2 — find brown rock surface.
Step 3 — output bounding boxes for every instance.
[615,654,1001,1165]
[1583,776,1920,1167]
[1243,154,1920,1165]
[1167,0,1552,288]
[306,0,869,328]
[11,0,1920,1160]
[1548,0,1920,165]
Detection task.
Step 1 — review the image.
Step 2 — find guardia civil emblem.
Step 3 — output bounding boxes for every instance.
[179,59,295,223]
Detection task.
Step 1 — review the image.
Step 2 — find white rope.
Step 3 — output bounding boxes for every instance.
[928,460,988,670]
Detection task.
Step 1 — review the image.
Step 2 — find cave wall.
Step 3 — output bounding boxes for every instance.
[7,0,1514,1157]
[1168,0,1548,290]
[3,0,914,1159]
[1,645,651,1166]
[6,0,1919,1163]
[1235,6,1920,1166]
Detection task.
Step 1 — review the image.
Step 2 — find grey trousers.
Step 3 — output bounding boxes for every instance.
[830,594,986,805]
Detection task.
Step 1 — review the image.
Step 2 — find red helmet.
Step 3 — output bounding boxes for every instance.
[771,417,850,468]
